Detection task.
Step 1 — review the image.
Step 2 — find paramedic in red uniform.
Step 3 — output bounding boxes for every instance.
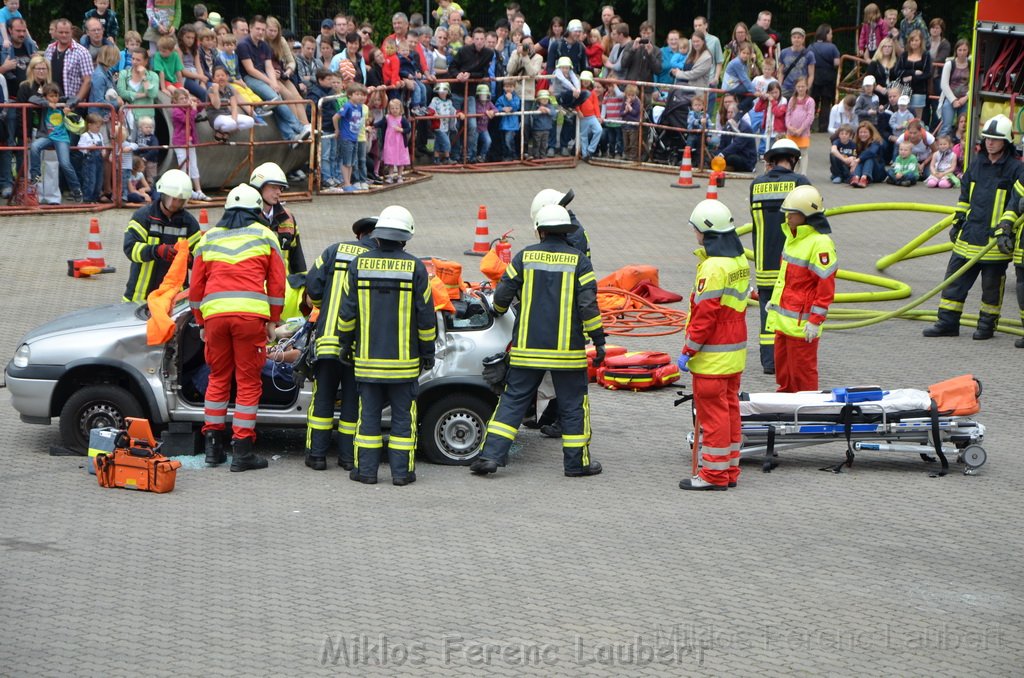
[189,184,287,472]
[677,200,750,491]
[765,185,837,393]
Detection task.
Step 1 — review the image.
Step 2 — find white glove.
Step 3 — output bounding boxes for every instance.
[803,322,820,342]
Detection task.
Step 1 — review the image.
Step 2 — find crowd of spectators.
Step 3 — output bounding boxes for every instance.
[0,0,981,202]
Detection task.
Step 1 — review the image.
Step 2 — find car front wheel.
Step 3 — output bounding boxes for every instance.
[419,393,494,465]
[59,385,144,451]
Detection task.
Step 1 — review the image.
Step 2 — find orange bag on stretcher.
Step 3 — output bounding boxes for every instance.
[928,375,981,415]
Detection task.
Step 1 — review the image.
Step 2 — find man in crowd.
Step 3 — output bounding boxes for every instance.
[238,15,310,144]
[750,10,779,55]
[80,17,108,61]
[0,17,37,198]
[45,18,93,105]
[450,27,494,161]
[779,27,816,99]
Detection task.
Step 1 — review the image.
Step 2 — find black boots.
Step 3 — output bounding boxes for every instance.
[1016,336,1024,348]
[972,313,998,340]
[204,431,226,465]
[564,460,603,477]
[230,438,268,472]
[469,457,499,475]
[304,454,326,471]
[923,323,959,337]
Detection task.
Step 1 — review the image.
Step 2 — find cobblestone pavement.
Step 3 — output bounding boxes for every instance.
[1,137,1022,676]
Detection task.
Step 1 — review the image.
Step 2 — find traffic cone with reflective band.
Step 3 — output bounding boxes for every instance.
[464,205,491,256]
[86,218,109,267]
[670,146,700,189]
[705,174,718,200]
[199,208,209,232]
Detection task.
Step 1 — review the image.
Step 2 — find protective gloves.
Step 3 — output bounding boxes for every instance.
[592,345,606,368]
[421,356,435,371]
[948,212,965,243]
[154,243,176,261]
[676,353,690,372]
[338,344,354,366]
[996,222,1015,256]
[804,322,821,342]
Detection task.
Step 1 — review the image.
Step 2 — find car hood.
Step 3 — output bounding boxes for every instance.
[21,303,146,343]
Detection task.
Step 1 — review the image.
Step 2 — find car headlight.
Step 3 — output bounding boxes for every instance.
[12,343,30,368]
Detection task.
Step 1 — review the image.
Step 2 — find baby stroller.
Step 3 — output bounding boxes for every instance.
[646,89,691,166]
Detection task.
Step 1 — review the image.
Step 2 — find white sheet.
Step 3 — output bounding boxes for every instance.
[740,389,933,418]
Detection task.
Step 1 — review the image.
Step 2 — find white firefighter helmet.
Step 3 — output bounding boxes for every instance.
[980,114,1013,143]
[249,162,289,189]
[780,185,825,216]
[534,204,574,233]
[529,188,572,221]
[155,169,194,200]
[224,183,263,211]
[372,205,415,241]
[689,199,736,233]
[763,138,802,164]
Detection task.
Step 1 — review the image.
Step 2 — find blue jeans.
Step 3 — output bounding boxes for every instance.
[474,129,491,160]
[579,116,602,157]
[320,135,339,183]
[411,81,427,107]
[30,137,81,192]
[602,126,623,155]
[503,130,519,159]
[940,99,966,138]
[243,75,302,139]
[433,129,451,154]
[450,92,476,161]
[339,138,357,168]
[853,157,879,182]
[81,151,103,202]
[0,107,18,191]
[183,77,209,102]
[354,140,367,183]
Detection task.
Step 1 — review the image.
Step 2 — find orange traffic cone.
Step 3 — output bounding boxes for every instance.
[464,205,491,256]
[199,208,209,231]
[86,218,108,267]
[705,174,718,200]
[670,146,700,189]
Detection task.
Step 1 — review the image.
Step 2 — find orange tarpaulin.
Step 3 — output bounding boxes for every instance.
[597,265,661,311]
[146,239,189,345]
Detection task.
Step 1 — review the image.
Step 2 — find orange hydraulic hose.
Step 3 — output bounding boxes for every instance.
[598,287,689,337]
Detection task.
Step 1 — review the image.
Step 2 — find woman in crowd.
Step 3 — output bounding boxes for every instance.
[117,47,161,122]
[536,16,564,58]
[897,29,930,119]
[809,24,840,133]
[672,31,714,105]
[177,25,209,102]
[940,40,970,138]
[866,37,902,99]
[928,18,952,124]
[721,23,764,80]
[266,16,311,127]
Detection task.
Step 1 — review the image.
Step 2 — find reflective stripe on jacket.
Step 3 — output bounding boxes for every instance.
[305,237,375,360]
[683,253,750,376]
[189,224,287,322]
[952,150,1024,263]
[494,238,605,370]
[337,247,437,382]
[766,223,837,337]
[260,202,307,275]
[122,202,201,302]
[749,168,811,287]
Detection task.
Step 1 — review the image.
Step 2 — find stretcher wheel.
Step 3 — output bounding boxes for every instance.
[961,444,986,470]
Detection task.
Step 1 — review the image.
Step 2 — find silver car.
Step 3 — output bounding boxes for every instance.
[5,293,512,464]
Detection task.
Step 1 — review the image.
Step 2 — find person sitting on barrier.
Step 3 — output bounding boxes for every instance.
[266,16,312,130]
[153,35,186,99]
[397,38,428,113]
[295,36,322,96]
[722,41,756,119]
[169,88,209,200]
[238,15,311,145]
[926,134,959,189]
[829,124,857,184]
[178,26,210,102]
[28,83,83,202]
[196,29,222,86]
[207,64,255,141]
[849,120,884,187]
[885,140,921,186]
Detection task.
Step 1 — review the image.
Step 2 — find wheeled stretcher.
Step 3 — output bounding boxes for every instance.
[736,387,987,476]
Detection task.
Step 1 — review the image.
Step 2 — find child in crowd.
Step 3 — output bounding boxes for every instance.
[334,82,366,191]
[829,123,858,184]
[753,58,778,96]
[472,83,496,163]
[170,88,209,200]
[585,29,605,71]
[601,82,624,158]
[551,56,588,109]
[621,84,641,159]
[784,77,814,174]
[84,0,120,45]
[126,156,152,204]
[850,121,885,187]
[118,123,137,202]
[754,81,787,140]
[686,95,711,159]
[0,0,31,50]
[29,84,83,202]
[886,140,920,186]
[217,34,263,112]
[207,65,255,141]
[78,114,107,203]
[379,97,411,183]
[529,90,556,159]
[575,73,601,160]
[428,81,458,164]
[153,35,185,98]
[382,39,402,96]
[366,89,388,182]
[896,119,936,176]
[722,41,756,117]
[854,76,879,127]
[397,38,428,112]
[118,31,143,71]
[884,9,900,42]
[876,87,901,161]
[495,78,523,160]
[354,85,371,190]
[133,116,160,186]
[196,28,222,88]
[295,36,322,96]
[926,134,959,188]
[829,93,858,135]
[309,70,342,189]
[889,95,914,139]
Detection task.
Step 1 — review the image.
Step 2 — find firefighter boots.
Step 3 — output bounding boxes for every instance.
[392,472,417,486]
[204,431,227,465]
[564,460,603,477]
[230,438,268,472]
[1016,336,1024,348]
[349,468,378,484]
[972,313,998,340]
[922,323,960,337]
[469,457,499,475]
[304,454,326,471]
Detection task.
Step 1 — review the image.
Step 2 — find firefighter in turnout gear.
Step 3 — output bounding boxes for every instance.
[250,162,306,276]
[749,139,810,374]
[530,187,592,261]
[302,216,379,471]
[122,169,202,302]
[924,114,1024,341]
[677,200,750,491]
[766,185,837,393]
[190,184,286,472]
[470,204,606,478]
[337,206,436,486]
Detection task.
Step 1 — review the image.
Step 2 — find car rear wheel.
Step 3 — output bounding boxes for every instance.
[419,393,494,465]
[59,385,144,451]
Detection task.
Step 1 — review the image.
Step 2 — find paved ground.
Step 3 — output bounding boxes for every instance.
[1,136,1022,676]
